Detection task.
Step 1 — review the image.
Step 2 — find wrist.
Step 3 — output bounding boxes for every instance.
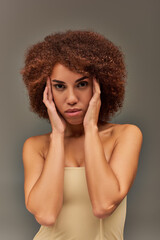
[84,124,98,133]
[50,131,64,140]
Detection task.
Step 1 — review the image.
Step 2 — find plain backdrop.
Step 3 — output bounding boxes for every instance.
[0,0,159,239]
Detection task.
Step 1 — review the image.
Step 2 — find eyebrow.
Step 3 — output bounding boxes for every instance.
[51,76,89,84]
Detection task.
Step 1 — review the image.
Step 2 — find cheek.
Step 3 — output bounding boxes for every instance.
[51,91,61,107]
[88,85,93,98]
[83,87,93,105]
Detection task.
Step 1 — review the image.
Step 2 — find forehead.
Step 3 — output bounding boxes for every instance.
[50,63,89,81]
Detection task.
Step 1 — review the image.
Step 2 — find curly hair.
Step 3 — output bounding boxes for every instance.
[21,29,127,125]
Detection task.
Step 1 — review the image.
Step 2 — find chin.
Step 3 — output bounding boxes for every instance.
[66,118,83,125]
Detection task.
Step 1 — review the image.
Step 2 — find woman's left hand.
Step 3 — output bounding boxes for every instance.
[83,78,101,130]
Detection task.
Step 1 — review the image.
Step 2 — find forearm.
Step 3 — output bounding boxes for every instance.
[27,131,65,221]
[84,126,120,215]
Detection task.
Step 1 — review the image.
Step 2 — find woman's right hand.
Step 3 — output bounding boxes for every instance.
[43,77,67,134]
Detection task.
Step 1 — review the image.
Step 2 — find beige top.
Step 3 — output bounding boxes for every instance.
[33,167,127,240]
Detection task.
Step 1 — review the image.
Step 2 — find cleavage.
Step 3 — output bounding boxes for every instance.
[64,137,85,167]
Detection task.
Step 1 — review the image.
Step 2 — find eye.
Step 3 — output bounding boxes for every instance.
[53,84,65,90]
[53,81,88,91]
[78,81,88,88]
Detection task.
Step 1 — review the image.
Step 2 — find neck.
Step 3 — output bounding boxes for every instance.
[64,122,104,138]
[64,123,85,138]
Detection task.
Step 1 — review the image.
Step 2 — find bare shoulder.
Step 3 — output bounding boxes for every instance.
[100,123,143,144]
[99,122,141,134]
[112,123,143,145]
[24,132,51,142]
[115,123,143,136]
[23,132,51,158]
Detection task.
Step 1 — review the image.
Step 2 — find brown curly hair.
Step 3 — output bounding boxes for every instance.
[21,29,127,125]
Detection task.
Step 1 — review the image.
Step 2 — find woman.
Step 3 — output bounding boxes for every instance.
[21,30,143,240]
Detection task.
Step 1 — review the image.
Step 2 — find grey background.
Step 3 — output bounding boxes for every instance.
[0,0,159,239]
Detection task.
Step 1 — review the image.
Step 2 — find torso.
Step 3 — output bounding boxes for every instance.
[36,123,126,167]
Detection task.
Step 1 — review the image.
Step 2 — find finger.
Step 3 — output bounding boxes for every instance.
[43,80,51,105]
[43,85,49,106]
[49,77,54,101]
[92,78,96,95]
[43,82,47,100]
[93,78,99,95]
[47,77,53,102]
[94,78,101,94]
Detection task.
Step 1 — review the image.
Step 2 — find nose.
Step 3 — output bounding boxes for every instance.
[66,89,78,105]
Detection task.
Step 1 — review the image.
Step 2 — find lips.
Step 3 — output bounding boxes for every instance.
[65,108,81,113]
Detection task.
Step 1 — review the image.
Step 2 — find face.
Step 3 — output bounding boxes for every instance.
[50,63,93,125]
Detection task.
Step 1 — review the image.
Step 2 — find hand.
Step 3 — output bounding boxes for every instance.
[83,78,101,129]
[43,77,67,134]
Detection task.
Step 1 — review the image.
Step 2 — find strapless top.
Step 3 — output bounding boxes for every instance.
[33,167,127,240]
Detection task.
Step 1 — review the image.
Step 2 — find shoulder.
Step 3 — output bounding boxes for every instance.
[101,123,143,144]
[117,123,143,137]
[113,123,143,146]
[23,132,51,158]
[23,132,50,146]
[100,122,142,133]
[102,122,143,135]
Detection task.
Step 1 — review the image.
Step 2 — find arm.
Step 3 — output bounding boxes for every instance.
[84,124,143,218]
[23,131,65,226]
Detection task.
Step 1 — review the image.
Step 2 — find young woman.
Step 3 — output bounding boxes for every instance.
[21,30,143,240]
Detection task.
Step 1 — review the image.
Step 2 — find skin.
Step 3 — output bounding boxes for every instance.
[43,62,117,167]
[41,62,116,167]
[49,63,102,138]
[23,63,143,225]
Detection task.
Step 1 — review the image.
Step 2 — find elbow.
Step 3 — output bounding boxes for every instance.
[26,202,56,226]
[93,203,116,219]
[35,214,56,226]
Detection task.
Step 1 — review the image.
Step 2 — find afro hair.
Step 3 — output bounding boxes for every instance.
[21,29,127,125]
